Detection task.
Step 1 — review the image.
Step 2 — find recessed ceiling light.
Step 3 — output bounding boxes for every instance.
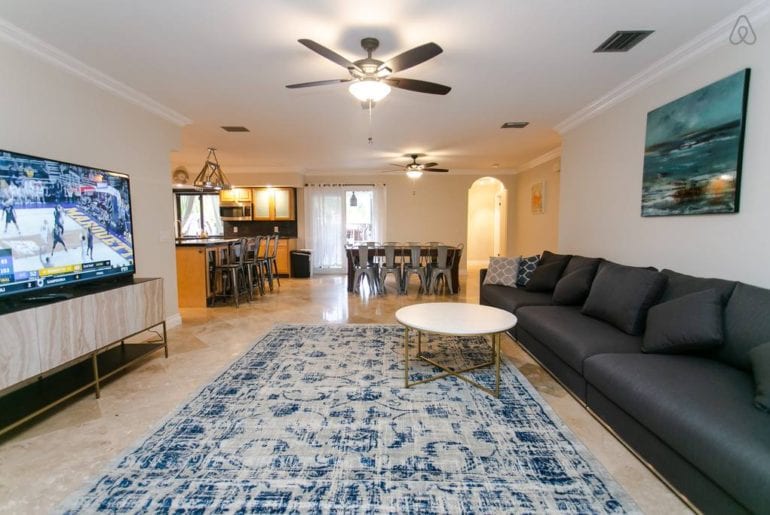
[221,126,250,132]
[594,30,654,53]
[501,122,529,129]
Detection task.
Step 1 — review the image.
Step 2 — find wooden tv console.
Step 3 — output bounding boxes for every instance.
[0,278,167,437]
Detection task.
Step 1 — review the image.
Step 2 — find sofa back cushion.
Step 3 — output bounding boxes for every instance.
[719,283,770,370]
[552,256,601,306]
[642,289,724,353]
[660,269,737,305]
[562,256,601,277]
[582,262,667,336]
[525,251,571,292]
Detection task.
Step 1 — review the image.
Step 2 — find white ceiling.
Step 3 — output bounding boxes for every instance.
[0,0,755,175]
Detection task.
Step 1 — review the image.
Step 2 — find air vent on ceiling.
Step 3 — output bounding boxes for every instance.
[501,121,529,129]
[221,126,250,132]
[594,30,654,53]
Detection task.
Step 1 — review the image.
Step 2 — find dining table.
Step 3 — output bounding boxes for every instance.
[345,244,462,293]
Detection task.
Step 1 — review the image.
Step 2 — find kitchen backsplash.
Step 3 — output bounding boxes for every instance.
[223,220,298,238]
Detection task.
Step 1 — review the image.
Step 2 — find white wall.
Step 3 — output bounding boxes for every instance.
[466,179,501,263]
[0,41,182,315]
[299,173,519,270]
[559,25,770,288]
[514,158,561,257]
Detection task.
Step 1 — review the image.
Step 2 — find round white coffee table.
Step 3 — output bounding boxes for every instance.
[395,303,517,397]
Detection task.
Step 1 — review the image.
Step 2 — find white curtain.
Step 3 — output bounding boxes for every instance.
[305,186,346,272]
[372,184,387,242]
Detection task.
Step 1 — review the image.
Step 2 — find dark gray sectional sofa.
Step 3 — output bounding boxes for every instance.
[480,254,770,514]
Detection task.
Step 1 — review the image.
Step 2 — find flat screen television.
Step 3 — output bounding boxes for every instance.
[0,148,135,302]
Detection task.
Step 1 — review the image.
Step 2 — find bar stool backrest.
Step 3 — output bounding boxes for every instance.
[237,238,249,266]
[269,234,280,259]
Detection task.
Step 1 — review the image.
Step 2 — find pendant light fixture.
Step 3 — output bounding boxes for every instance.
[350,191,358,207]
[193,147,232,191]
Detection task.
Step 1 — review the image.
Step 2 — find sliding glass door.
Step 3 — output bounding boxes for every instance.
[305,185,386,273]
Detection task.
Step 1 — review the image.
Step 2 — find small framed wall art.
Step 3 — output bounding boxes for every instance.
[531,180,545,214]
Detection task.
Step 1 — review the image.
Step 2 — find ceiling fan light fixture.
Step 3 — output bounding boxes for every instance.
[406,170,423,180]
[349,79,391,102]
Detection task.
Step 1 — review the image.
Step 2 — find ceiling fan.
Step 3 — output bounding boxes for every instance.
[286,37,451,105]
[383,154,449,179]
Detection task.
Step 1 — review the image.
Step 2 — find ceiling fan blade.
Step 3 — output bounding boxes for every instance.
[422,162,438,168]
[384,78,451,95]
[389,163,406,168]
[286,78,351,89]
[298,39,361,72]
[380,42,443,73]
[424,168,449,173]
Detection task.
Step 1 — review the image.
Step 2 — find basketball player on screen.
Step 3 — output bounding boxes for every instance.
[51,223,68,256]
[3,199,20,235]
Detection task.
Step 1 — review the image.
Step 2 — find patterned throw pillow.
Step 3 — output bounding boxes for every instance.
[517,255,540,286]
[483,256,521,287]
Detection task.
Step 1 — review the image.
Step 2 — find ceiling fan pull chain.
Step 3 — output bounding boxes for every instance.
[368,100,374,144]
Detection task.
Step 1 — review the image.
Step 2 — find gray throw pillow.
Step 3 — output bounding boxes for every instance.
[483,256,521,287]
[642,289,724,353]
[552,266,598,306]
[582,262,667,336]
[750,342,770,412]
[517,255,540,286]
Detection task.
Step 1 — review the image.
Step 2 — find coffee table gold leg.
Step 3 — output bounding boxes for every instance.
[495,332,501,398]
[404,326,410,388]
[417,330,422,356]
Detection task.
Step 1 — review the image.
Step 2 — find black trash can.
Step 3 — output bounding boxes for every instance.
[290,250,312,278]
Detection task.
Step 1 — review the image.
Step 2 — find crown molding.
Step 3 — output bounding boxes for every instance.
[517,147,562,172]
[0,16,191,127]
[555,0,770,134]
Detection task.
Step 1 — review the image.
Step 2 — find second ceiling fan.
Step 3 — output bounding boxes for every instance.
[286,37,451,105]
[383,154,449,179]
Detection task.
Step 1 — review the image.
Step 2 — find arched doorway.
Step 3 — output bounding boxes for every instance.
[467,177,507,267]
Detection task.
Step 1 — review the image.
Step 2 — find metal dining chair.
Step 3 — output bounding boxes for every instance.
[379,244,403,294]
[402,244,427,294]
[428,245,456,295]
[350,244,380,294]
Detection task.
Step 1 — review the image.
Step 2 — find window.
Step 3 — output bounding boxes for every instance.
[175,193,223,238]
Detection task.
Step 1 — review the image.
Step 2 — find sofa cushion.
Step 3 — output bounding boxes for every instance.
[719,283,770,371]
[516,255,540,286]
[582,262,667,335]
[483,256,520,287]
[552,266,599,306]
[525,251,571,292]
[479,284,552,314]
[750,342,770,412]
[660,269,737,305]
[562,255,601,277]
[515,306,641,373]
[642,289,723,354]
[584,353,770,515]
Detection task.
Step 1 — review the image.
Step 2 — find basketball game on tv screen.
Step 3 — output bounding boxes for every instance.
[0,149,135,299]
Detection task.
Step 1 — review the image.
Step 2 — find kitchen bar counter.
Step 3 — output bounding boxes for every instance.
[175,238,239,246]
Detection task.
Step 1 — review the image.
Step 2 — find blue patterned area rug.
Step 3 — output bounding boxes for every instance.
[63,324,638,514]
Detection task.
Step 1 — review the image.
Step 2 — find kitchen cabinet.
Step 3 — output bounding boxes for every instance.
[258,237,296,276]
[252,187,295,221]
[219,188,252,203]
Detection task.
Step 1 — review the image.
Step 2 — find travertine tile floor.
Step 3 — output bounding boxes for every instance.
[0,271,692,514]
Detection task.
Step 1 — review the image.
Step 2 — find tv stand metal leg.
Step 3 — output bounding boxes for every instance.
[92,353,101,399]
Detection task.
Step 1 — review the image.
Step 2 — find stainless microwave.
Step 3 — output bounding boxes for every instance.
[220,202,252,221]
